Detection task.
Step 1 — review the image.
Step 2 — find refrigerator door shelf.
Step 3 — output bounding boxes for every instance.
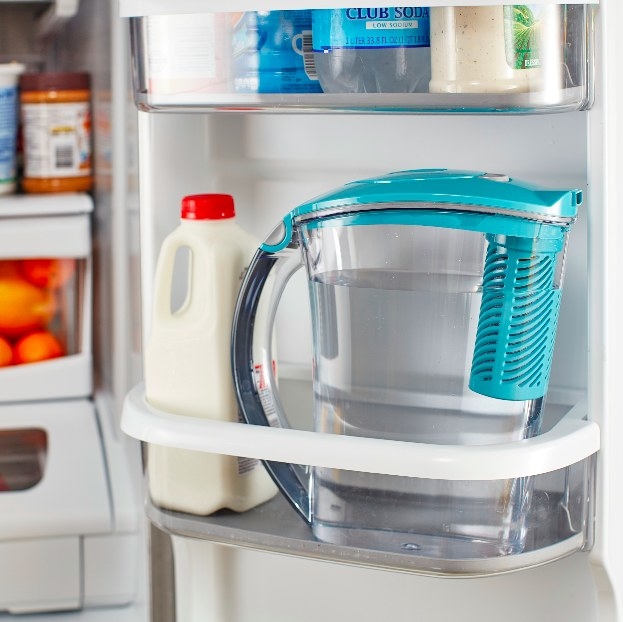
[127,5,593,114]
[35,0,81,41]
[122,384,598,576]
[146,482,590,577]
[134,88,591,115]
[0,192,93,220]
[0,353,92,402]
[123,384,598,481]
[120,0,599,17]
[0,214,92,260]
[0,1,83,45]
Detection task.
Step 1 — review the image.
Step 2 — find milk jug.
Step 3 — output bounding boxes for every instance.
[144,193,277,515]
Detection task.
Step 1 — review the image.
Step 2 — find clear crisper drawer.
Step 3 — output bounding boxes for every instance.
[0,194,93,402]
[122,385,599,576]
[129,5,594,114]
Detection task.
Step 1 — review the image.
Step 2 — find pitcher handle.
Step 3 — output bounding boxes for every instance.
[231,239,312,524]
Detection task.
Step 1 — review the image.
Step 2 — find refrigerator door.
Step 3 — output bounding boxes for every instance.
[117,0,622,621]
[124,106,597,619]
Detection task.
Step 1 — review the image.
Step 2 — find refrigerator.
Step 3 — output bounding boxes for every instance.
[2,0,622,620]
[0,0,147,620]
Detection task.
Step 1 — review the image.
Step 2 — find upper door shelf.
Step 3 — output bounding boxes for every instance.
[0,0,81,41]
[37,0,80,40]
[119,0,598,17]
[127,4,594,114]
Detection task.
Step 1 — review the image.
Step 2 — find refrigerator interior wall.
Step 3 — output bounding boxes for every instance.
[137,108,592,620]
[139,111,588,398]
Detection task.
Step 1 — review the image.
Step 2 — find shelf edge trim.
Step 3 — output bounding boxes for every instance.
[121,385,599,480]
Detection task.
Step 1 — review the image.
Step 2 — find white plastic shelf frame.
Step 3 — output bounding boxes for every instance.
[120,0,598,16]
[122,382,599,577]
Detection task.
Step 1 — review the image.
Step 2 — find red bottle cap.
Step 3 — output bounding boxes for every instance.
[181,194,235,220]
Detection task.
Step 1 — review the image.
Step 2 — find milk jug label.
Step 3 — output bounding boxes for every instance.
[0,85,18,184]
[311,8,430,51]
[504,5,542,69]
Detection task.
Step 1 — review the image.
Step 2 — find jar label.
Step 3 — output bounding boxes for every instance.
[504,5,543,70]
[146,13,233,94]
[0,85,18,185]
[147,14,217,79]
[22,102,92,178]
[311,8,430,51]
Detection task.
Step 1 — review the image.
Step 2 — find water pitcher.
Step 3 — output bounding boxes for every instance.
[232,169,580,560]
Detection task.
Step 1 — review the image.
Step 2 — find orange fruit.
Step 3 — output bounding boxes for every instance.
[13,331,64,365]
[0,335,13,367]
[0,260,21,279]
[0,277,57,337]
[19,258,76,289]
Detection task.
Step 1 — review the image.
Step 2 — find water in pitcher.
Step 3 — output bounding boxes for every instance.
[308,268,543,557]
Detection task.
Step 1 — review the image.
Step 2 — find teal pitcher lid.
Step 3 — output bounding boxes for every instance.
[262,169,582,252]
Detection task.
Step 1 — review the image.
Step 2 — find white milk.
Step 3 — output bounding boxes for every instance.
[144,194,277,515]
[429,5,562,95]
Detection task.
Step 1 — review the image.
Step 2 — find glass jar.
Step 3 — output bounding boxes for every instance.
[19,72,93,194]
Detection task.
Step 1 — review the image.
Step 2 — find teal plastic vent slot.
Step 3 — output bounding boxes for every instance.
[469,235,563,401]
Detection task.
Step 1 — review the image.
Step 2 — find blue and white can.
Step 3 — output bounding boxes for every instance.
[0,63,25,195]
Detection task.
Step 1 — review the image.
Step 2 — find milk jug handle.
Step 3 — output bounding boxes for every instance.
[151,233,204,324]
[151,235,180,324]
[231,246,312,524]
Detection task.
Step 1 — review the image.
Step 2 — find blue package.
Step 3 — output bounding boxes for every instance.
[0,81,19,189]
[232,11,322,94]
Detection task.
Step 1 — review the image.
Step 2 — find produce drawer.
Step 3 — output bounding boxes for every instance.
[0,193,92,402]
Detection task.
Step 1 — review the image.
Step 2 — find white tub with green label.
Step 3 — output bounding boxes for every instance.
[429,5,565,95]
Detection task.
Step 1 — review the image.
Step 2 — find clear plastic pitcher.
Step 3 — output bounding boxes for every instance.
[232,169,581,559]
